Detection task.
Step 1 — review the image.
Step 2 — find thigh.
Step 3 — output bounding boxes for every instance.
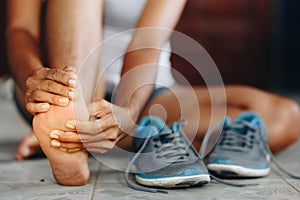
[141,85,227,148]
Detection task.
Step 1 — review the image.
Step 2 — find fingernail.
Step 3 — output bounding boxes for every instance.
[50,131,59,139]
[69,79,77,87]
[51,140,61,147]
[41,104,50,110]
[58,98,68,104]
[66,120,76,129]
[68,91,77,99]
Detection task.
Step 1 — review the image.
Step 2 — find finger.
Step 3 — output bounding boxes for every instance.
[84,139,116,150]
[66,148,82,153]
[31,90,70,106]
[50,139,84,149]
[67,114,118,134]
[38,79,78,100]
[63,66,77,74]
[58,147,82,153]
[98,114,119,132]
[102,128,119,140]
[83,128,118,142]
[52,128,120,146]
[84,147,109,154]
[50,130,82,143]
[26,102,50,115]
[83,130,122,149]
[87,99,112,116]
[34,68,77,87]
[65,120,103,134]
[44,68,77,87]
[76,146,109,154]
[50,130,96,143]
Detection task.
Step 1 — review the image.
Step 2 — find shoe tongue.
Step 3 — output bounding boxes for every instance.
[233,112,260,135]
[144,116,169,133]
[171,122,179,132]
[235,115,259,127]
[151,122,179,144]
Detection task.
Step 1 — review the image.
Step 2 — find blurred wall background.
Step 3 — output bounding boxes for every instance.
[0,1,9,78]
[171,0,300,93]
[271,0,300,93]
[0,0,299,93]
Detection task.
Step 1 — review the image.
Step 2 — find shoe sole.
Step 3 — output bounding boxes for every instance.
[207,164,270,178]
[135,174,210,188]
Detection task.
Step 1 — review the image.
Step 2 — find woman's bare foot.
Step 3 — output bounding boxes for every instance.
[15,132,42,160]
[33,94,90,186]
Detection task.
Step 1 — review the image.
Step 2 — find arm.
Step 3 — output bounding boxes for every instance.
[6,0,78,114]
[115,0,187,126]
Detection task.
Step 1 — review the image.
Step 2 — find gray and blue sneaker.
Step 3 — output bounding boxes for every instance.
[206,112,271,178]
[125,116,210,193]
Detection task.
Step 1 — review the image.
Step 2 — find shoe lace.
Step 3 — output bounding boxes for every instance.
[200,120,258,187]
[257,125,300,179]
[219,121,256,152]
[154,130,190,163]
[125,121,190,193]
[202,119,300,187]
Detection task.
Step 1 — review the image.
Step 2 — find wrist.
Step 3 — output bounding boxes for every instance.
[128,104,140,123]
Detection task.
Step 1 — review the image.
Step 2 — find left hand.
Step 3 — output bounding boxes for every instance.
[49,99,137,153]
[25,66,79,114]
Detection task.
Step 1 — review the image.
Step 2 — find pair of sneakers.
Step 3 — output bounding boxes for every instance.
[125,112,298,193]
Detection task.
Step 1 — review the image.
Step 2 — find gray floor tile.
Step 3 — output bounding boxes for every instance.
[93,158,300,200]
[0,158,101,200]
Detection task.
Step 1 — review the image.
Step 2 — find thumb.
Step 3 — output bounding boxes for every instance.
[87,99,112,116]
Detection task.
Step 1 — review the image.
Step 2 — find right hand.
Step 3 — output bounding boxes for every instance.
[25,66,79,114]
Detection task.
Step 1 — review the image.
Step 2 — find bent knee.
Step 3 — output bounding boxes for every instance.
[268,98,300,152]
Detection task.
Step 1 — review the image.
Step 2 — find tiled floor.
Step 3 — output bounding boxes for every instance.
[1,93,300,199]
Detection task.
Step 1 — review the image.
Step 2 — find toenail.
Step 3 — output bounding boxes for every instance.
[22,148,30,156]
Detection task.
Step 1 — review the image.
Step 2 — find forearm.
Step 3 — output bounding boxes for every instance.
[115,49,160,121]
[114,0,187,121]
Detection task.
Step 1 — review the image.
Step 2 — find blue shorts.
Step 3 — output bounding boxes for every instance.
[13,87,168,126]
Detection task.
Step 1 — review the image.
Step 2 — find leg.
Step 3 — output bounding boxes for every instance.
[15,0,105,160]
[225,85,300,153]
[140,85,300,153]
[45,0,104,103]
[32,0,104,185]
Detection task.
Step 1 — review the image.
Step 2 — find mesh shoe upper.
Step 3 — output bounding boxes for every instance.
[125,116,210,192]
[206,112,270,176]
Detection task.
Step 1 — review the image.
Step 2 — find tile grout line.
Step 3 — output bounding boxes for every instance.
[90,160,102,200]
[272,167,300,194]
